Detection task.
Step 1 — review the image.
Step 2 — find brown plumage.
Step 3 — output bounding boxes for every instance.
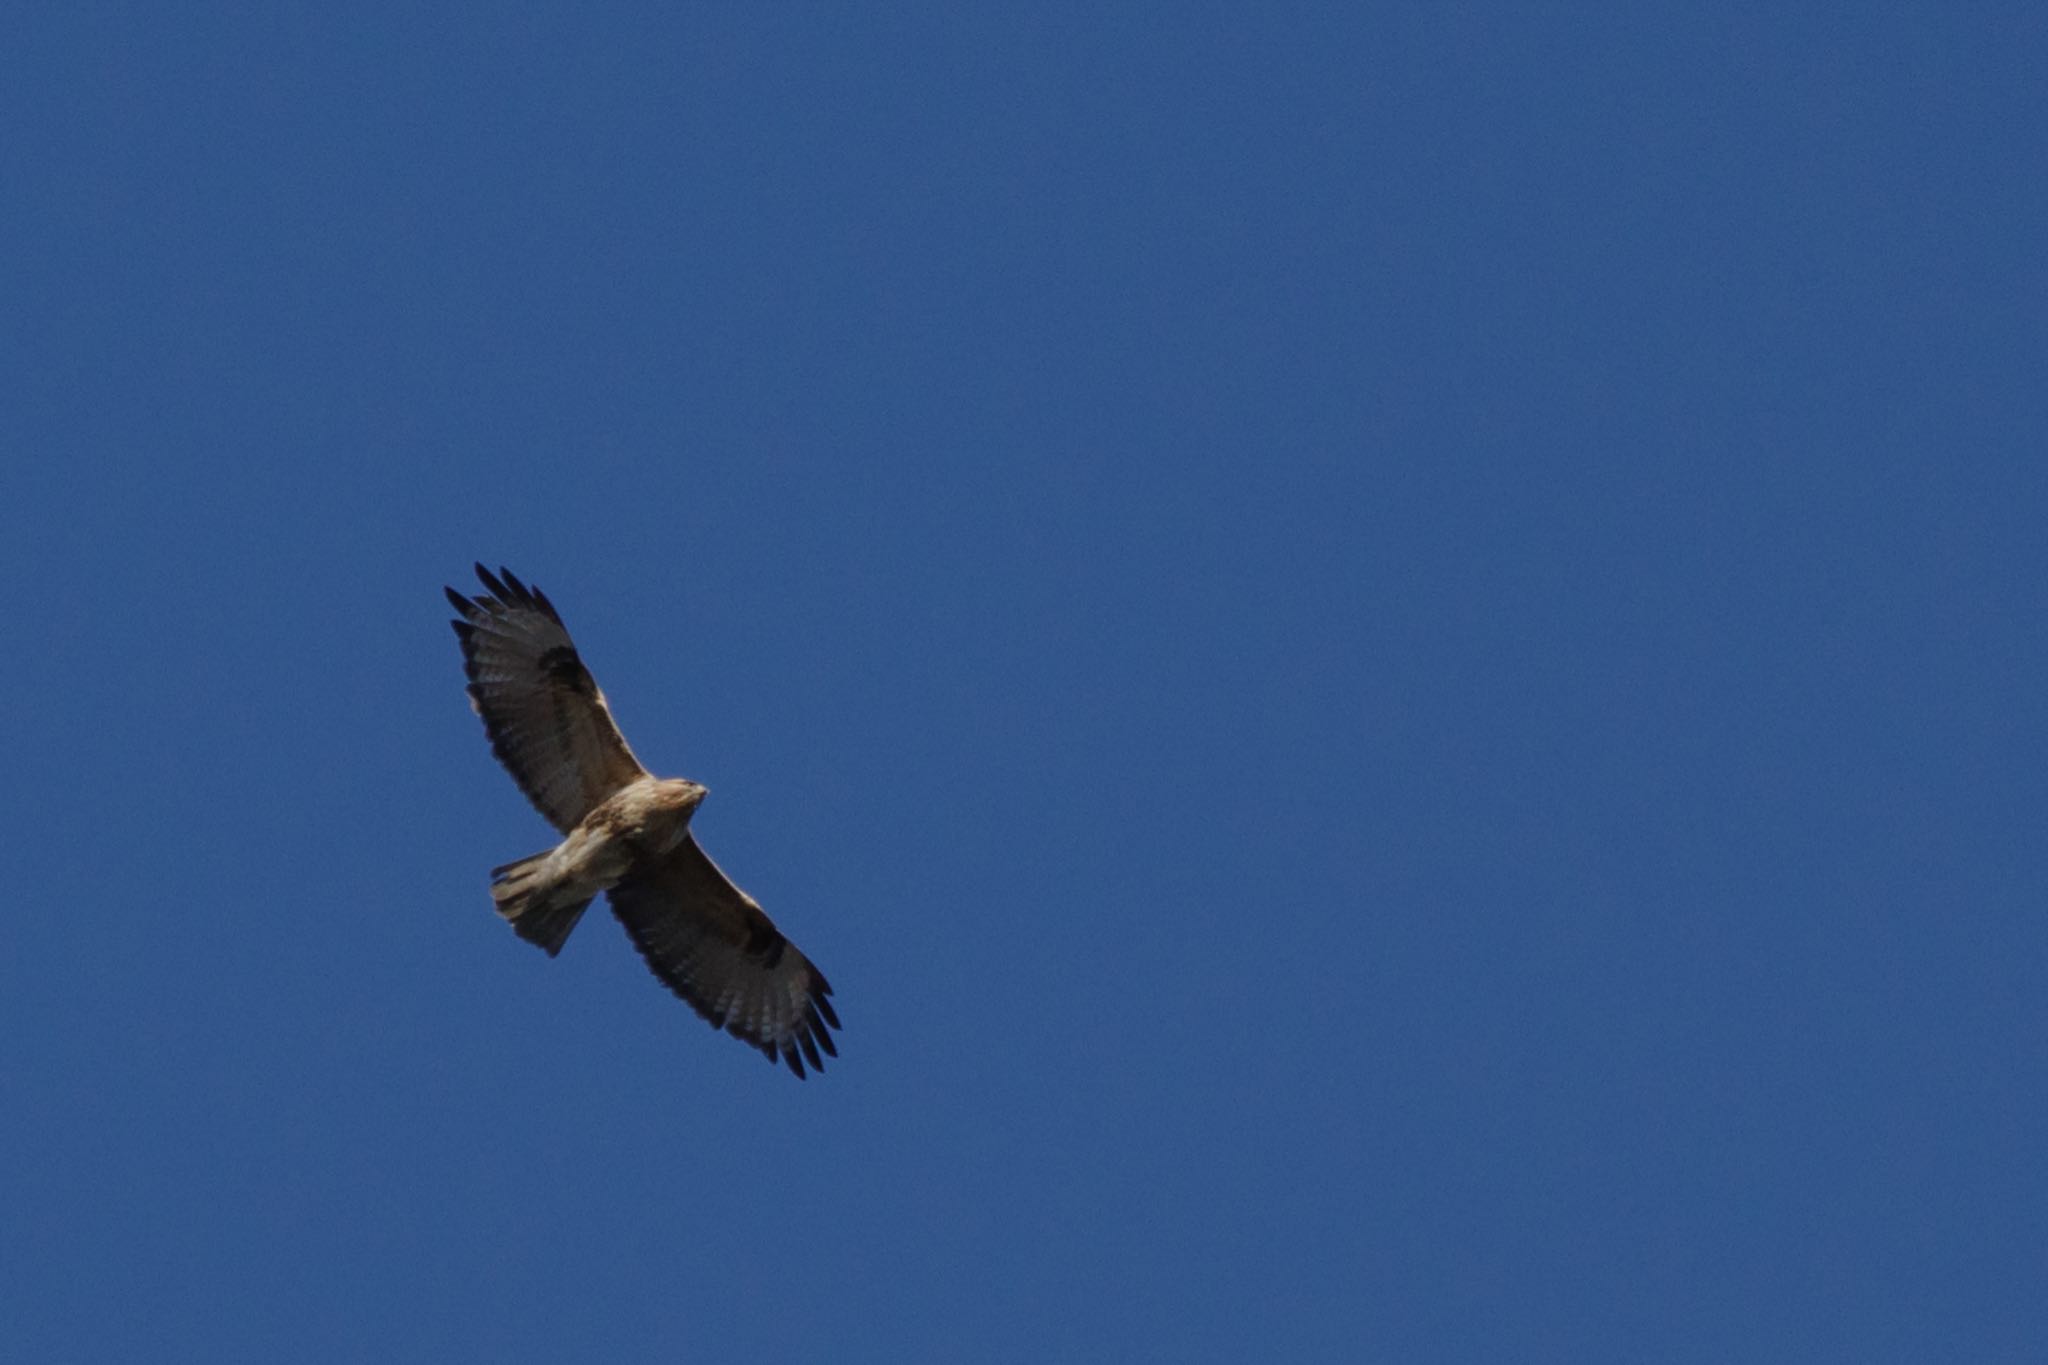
[447,564,840,1077]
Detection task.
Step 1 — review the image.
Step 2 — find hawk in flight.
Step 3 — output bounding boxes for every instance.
[446,565,840,1077]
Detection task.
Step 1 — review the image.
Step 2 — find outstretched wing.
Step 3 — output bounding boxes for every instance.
[607,835,841,1078]
[447,564,647,834]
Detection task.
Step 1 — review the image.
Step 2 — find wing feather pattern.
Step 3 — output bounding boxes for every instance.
[608,835,841,1078]
[446,564,647,833]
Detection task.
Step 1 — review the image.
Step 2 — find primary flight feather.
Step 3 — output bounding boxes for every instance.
[446,564,840,1078]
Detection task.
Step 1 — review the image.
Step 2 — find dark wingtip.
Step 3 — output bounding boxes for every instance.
[460,564,563,623]
[444,585,477,617]
[809,1004,839,1056]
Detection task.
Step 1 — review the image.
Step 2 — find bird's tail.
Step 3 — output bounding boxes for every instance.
[489,850,594,957]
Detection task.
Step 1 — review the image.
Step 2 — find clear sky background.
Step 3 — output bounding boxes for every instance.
[4,6,2043,1362]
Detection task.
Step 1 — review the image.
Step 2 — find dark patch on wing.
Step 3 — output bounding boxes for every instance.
[538,645,596,695]
[745,919,789,969]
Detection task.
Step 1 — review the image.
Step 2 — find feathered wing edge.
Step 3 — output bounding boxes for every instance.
[607,836,842,1078]
[445,563,647,834]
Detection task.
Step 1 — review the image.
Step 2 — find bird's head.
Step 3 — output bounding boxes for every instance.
[660,777,709,811]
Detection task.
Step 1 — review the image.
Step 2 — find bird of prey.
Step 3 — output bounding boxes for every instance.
[446,564,840,1077]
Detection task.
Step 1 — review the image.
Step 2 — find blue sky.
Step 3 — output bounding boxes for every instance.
[4,6,2043,1361]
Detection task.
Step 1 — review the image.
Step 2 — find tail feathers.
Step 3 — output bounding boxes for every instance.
[489,851,593,957]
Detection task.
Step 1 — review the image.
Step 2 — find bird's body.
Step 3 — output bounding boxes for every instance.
[487,775,708,954]
[446,565,840,1077]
